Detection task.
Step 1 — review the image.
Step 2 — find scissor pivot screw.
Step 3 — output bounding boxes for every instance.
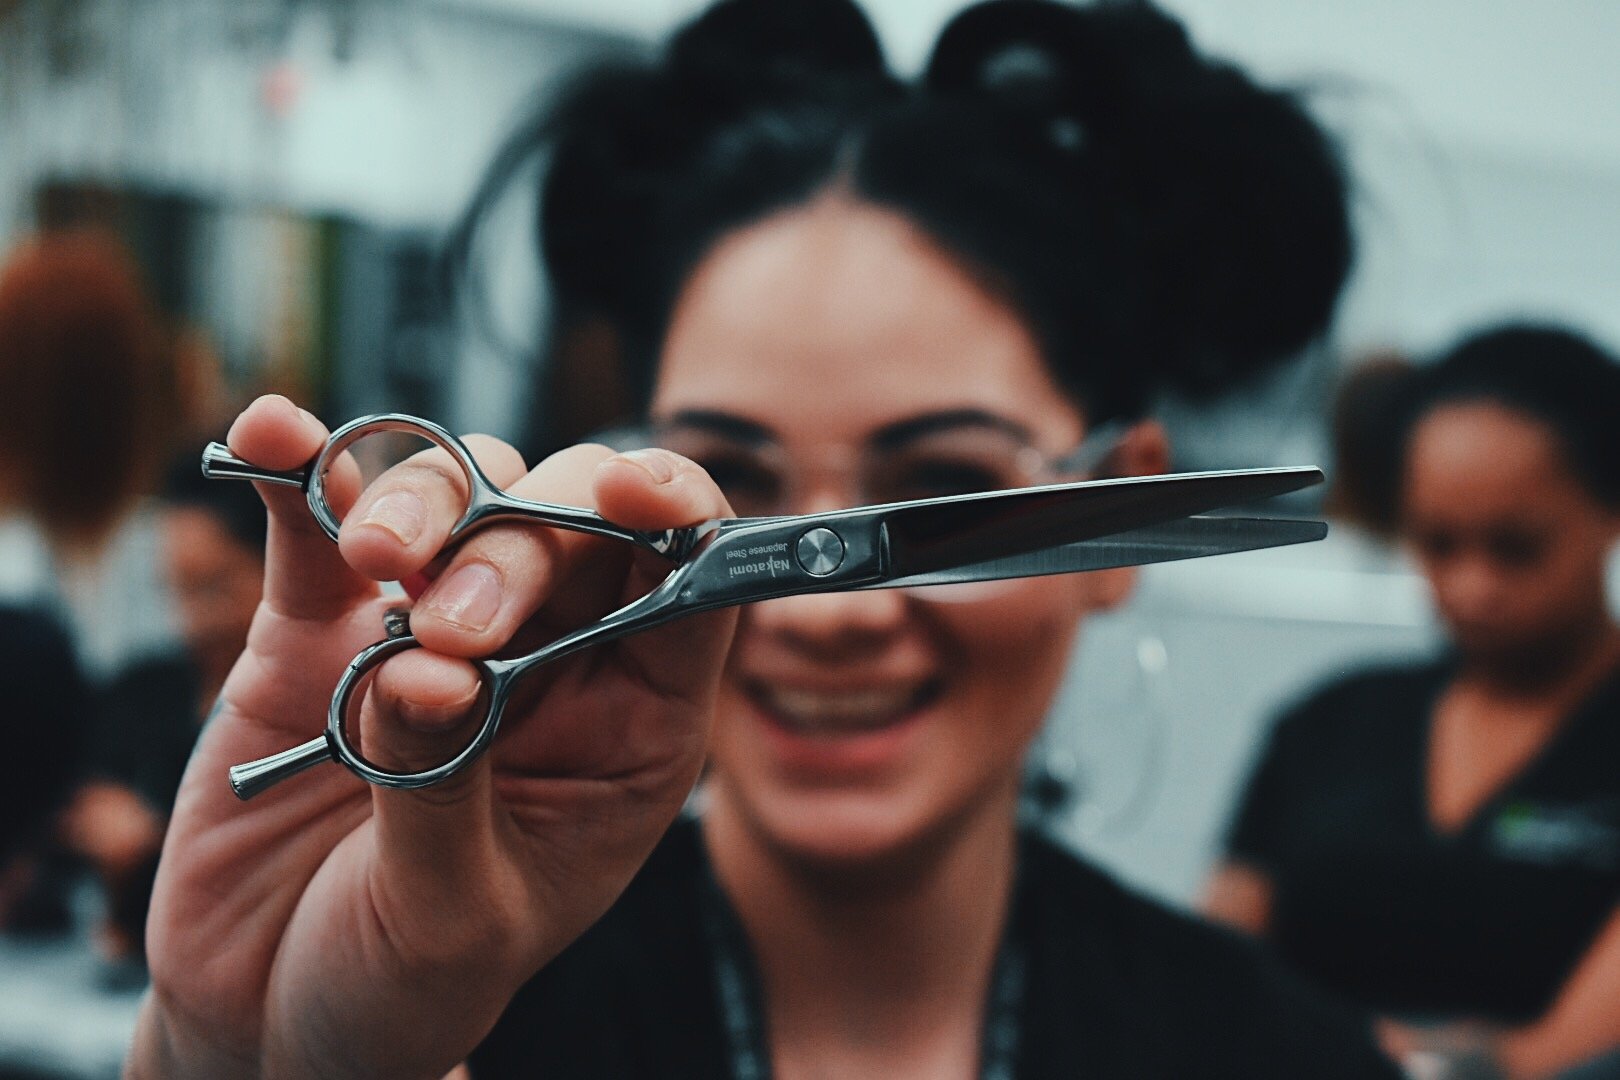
[796,527,845,577]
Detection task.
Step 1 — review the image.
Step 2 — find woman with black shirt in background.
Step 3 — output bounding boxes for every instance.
[1208,325,1620,1078]
[130,2,1399,1076]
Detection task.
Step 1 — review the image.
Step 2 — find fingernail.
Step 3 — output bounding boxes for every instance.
[265,394,300,421]
[422,562,502,632]
[358,491,427,545]
[397,682,479,733]
[620,448,680,484]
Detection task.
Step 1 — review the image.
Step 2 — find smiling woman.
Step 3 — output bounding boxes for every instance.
[653,198,1096,871]
[126,2,1393,1078]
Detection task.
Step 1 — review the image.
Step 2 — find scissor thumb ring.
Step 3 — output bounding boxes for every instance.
[227,610,518,800]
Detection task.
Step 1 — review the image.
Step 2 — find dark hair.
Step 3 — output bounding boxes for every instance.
[1402,323,1620,509]
[1326,352,1415,537]
[159,449,269,556]
[450,0,1352,449]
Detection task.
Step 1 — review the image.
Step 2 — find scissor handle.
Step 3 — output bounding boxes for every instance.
[228,567,698,797]
[319,572,691,790]
[305,414,481,544]
[227,627,517,800]
[204,412,691,557]
[201,414,476,543]
[321,632,517,791]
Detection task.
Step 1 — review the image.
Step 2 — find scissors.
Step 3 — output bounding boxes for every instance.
[203,413,1328,800]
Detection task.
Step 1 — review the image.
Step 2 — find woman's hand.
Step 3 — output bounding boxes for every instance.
[128,395,737,1079]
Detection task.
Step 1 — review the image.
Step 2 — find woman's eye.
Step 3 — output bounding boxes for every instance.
[1488,530,1548,569]
[1411,529,1458,562]
[694,457,781,511]
[881,461,1009,501]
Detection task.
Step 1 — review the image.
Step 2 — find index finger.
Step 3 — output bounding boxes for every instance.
[592,449,740,708]
[337,434,526,585]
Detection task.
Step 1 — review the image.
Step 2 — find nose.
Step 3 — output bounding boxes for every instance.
[1433,552,1504,624]
[747,585,911,658]
[747,474,911,654]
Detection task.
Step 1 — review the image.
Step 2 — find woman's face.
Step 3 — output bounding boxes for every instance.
[1404,401,1620,677]
[654,197,1131,867]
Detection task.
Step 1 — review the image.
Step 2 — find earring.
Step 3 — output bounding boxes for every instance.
[1022,633,1169,838]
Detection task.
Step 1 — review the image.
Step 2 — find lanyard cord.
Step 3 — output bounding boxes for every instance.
[698,869,1028,1080]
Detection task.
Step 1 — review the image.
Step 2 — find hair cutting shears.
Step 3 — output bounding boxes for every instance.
[203,413,1327,800]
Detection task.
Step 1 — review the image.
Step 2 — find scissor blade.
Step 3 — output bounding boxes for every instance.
[873,515,1326,589]
[876,466,1321,582]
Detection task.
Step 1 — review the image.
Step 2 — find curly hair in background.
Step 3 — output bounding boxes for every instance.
[0,229,172,549]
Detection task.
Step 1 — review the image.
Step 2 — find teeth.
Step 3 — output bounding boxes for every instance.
[756,685,922,733]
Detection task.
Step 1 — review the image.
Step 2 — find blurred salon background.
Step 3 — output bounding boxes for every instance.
[0,1,1617,1077]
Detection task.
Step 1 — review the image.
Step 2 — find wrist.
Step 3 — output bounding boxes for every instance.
[125,990,259,1080]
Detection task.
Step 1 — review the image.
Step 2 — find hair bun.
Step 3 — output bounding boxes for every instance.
[927,0,1172,147]
[926,0,1352,397]
[669,0,887,84]
[537,0,889,331]
[536,63,683,327]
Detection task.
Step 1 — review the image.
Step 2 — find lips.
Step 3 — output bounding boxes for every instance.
[743,678,943,736]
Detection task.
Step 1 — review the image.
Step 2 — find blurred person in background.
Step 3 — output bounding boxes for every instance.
[0,229,171,559]
[129,2,1397,1077]
[1206,324,1620,1078]
[60,453,266,962]
[0,609,88,934]
[0,228,169,936]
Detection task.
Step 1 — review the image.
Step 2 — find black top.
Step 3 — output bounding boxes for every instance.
[89,651,200,815]
[1227,660,1620,1023]
[82,651,203,952]
[0,604,87,864]
[471,817,1398,1078]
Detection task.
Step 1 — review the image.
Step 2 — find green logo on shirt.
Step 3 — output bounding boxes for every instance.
[1491,800,1620,871]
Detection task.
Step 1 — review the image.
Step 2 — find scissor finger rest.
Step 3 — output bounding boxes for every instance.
[229,632,518,799]
[204,412,694,556]
[203,413,492,543]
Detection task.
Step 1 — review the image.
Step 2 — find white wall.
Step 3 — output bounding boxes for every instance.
[0,1,620,230]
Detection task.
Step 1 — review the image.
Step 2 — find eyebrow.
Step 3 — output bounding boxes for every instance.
[657,409,776,446]
[655,407,1037,449]
[869,409,1036,450]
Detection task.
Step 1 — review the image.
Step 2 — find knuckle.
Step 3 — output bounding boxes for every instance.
[461,528,556,601]
[381,457,468,508]
[538,441,616,481]
[462,434,526,480]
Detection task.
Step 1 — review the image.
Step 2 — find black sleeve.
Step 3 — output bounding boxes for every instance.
[89,653,199,814]
[1016,831,1402,1079]
[1116,884,1402,1079]
[1225,666,1434,872]
[1224,700,1312,870]
[1197,937,1404,1079]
